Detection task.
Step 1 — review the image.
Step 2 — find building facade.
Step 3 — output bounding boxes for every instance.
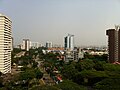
[21,39,30,51]
[46,41,52,48]
[106,25,120,63]
[30,42,40,49]
[64,48,84,62]
[0,14,12,74]
[64,34,74,51]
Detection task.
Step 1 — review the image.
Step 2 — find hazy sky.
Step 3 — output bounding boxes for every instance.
[1,0,120,46]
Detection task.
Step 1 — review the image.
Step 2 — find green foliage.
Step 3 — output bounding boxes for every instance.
[11,48,22,64]
[93,61,105,71]
[34,68,43,79]
[9,47,120,89]
[19,70,35,80]
[19,68,43,81]
[13,48,22,54]
[103,63,120,72]
[84,54,95,59]
[60,58,120,89]
[56,80,87,90]
[84,53,108,62]
[94,78,120,90]
[75,60,95,71]
[30,85,59,90]
[43,53,59,61]
[32,61,38,68]
[62,64,78,80]
[21,66,30,71]
[80,70,108,78]
[79,70,108,85]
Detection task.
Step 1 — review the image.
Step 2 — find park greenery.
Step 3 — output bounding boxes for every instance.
[0,47,120,90]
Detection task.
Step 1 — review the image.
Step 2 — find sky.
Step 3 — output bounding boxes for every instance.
[1,0,120,46]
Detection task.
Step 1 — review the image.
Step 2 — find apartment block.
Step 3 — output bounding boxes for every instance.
[0,14,12,74]
[106,25,120,63]
[21,39,30,51]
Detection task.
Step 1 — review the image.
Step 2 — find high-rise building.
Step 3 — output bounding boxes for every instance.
[46,41,52,48]
[11,37,13,51]
[0,14,12,74]
[21,39,30,51]
[64,34,74,51]
[106,25,120,63]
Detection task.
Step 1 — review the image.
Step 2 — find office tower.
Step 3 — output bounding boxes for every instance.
[64,34,74,51]
[106,25,120,63]
[21,39,30,51]
[46,41,52,48]
[0,14,12,74]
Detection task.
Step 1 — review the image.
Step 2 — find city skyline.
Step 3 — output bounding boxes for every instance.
[1,0,120,46]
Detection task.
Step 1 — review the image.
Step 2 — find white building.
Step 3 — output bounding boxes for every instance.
[30,42,40,49]
[21,39,30,51]
[64,48,84,62]
[64,34,74,51]
[0,14,12,74]
[64,50,74,62]
[46,41,52,48]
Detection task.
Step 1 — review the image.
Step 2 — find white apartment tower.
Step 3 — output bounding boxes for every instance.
[46,41,52,48]
[21,39,30,51]
[0,14,12,74]
[64,34,74,51]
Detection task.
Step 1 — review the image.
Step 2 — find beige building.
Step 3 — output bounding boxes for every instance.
[0,14,12,74]
[21,39,30,51]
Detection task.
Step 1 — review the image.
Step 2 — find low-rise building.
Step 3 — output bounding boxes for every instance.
[64,48,84,62]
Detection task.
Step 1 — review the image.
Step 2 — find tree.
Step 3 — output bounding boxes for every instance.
[34,68,43,79]
[103,63,120,72]
[75,60,95,72]
[32,61,38,68]
[62,64,78,80]
[79,70,108,85]
[29,85,59,90]
[56,80,87,90]
[19,70,35,81]
[93,61,105,71]
[73,72,84,85]
[94,78,120,90]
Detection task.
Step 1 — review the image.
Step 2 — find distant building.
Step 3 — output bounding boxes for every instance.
[21,39,30,51]
[64,50,74,62]
[64,34,74,51]
[64,48,84,62]
[53,44,63,48]
[0,14,12,74]
[30,42,40,49]
[74,48,84,62]
[47,47,64,54]
[106,25,120,63]
[46,41,52,48]
[15,44,21,49]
